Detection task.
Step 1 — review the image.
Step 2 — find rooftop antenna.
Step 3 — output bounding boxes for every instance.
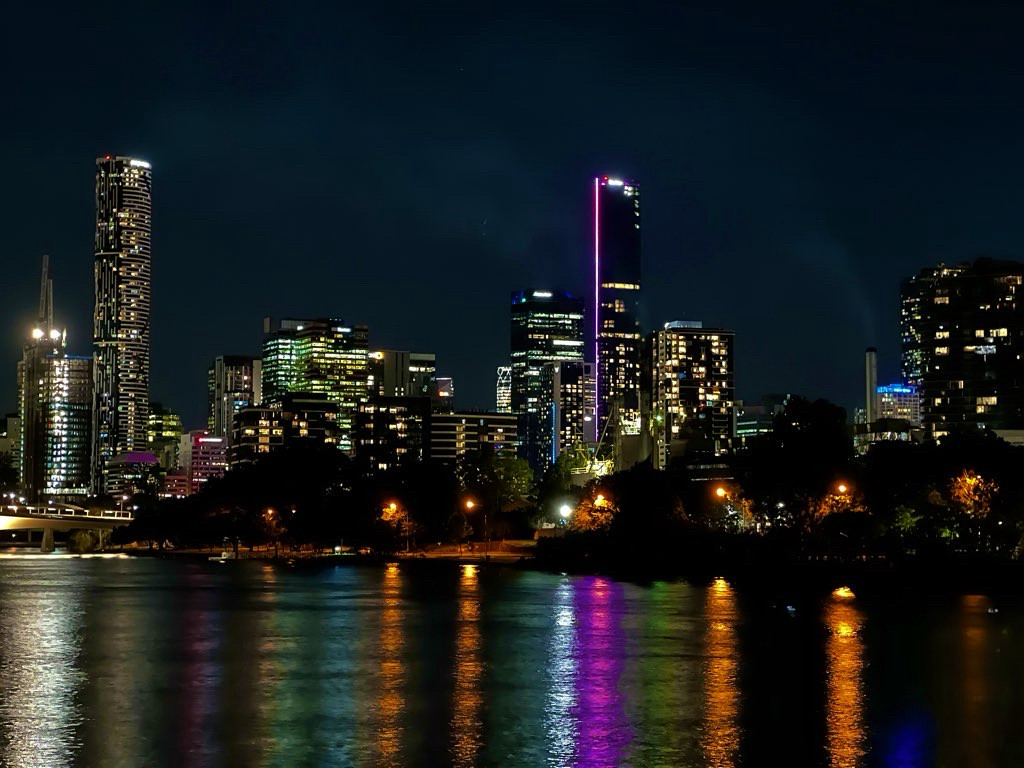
[38,254,53,329]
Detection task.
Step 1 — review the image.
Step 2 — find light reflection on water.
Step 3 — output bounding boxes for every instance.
[572,576,632,766]
[375,563,405,766]
[825,594,866,767]
[0,567,84,768]
[960,594,990,768]
[451,564,482,766]
[545,580,578,767]
[703,577,739,768]
[0,560,1016,766]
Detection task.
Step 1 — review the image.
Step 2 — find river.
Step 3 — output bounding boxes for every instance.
[0,556,1019,767]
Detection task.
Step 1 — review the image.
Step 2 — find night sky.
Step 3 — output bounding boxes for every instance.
[5,2,1024,428]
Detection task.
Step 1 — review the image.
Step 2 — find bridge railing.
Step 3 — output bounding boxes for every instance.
[5,505,134,522]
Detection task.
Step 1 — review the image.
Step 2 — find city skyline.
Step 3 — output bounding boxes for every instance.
[7,3,1024,427]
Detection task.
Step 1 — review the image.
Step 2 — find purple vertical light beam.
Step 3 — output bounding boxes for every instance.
[593,177,600,431]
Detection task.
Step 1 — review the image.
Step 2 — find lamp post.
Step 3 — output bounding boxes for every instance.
[465,499,486,555]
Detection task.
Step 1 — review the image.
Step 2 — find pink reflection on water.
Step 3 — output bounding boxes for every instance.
[572,576,633,766]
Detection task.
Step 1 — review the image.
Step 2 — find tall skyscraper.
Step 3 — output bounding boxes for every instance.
[510,290,585,471]
[208,355,262,441]
[901,258,1024,438]
[18,257,92,499]
[93,155,152,493]
[261,318,369,452]
[496,366,512,412]
[650,321,735,466]
[594,176,642,445]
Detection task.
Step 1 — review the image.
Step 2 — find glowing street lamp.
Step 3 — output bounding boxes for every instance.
[559,504,572,520]
[594,494,605,506]
[836,483,849,495]
[715,486,727,499]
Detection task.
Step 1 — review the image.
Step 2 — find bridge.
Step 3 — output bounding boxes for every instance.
[0,504,134,552]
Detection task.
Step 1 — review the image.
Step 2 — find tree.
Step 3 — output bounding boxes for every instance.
[569,493,617,532]
[948,470,998,520]
[457,446,534,538]
[738,396,854,526]
[0,452,16,492]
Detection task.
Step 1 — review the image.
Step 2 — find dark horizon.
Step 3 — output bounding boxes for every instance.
[6,3,1024,427]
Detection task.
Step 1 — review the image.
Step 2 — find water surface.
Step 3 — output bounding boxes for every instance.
[0,557,1020,767]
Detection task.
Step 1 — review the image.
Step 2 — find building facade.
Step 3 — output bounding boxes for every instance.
[368,350,436,398]
[93,156,153,493]
[877,384,922,426]
[541,360,596,465]
[650,321,735,465]
[510,290,585,471]
[230,393,340,468]
[105,451,160,499]
[594,176,642,443]
[355,396,431,473]
[901,259,1024,437]
[208,355,262,441]
[261,318,369,452]
[179,430,227,496]
[18,257,92,499]
[428,411,518,465]
[434,377,455,409]
[147,403,183,469]
[496,365,512,412]
[0,415,21,480]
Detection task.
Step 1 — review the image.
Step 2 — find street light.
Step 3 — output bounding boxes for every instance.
[559,504,572,520]
[836,483,849,495]
[595,494,605,506]
[464,499,487,554]
[715,486,727,499]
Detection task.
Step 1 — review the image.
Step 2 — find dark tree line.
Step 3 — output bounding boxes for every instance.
[115,443,536,553]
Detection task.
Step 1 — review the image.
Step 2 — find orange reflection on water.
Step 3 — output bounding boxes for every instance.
[375,563,405,766]
[702,578,739,768]
[825,596,865,767]
[451,564,483,767]
[960,595,990,768]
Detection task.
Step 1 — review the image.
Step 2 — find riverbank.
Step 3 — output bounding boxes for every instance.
[110,539,1024,597]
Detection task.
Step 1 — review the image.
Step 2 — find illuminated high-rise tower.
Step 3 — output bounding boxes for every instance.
[18,256,93,499]
[510,290,585,470]
[261,318,369,453]
[92,156,152,492]
[208,355,262,441]
[900,258,1024,438]
[594,176,642,443]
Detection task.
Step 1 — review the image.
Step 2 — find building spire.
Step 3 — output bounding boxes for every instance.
[38,254,53,329]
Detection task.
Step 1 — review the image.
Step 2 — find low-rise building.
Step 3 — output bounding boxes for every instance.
[229,393,340,468]
[180,430,227,495]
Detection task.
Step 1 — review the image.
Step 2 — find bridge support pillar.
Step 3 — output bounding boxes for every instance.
[40,528,54,554]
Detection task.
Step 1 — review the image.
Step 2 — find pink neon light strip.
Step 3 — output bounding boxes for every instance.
[593,176,600,433]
